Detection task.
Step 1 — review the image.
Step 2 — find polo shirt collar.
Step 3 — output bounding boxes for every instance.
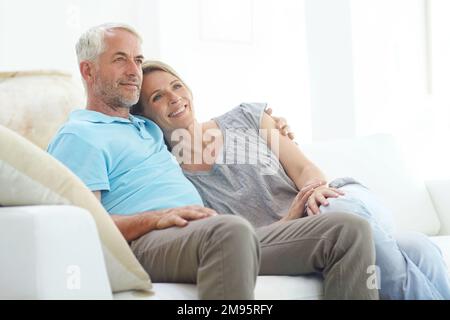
[70,109,146,125]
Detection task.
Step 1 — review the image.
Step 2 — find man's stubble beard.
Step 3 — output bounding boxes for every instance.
[94,76,140,109]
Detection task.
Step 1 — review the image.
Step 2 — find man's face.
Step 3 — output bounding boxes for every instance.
[91,29,144,108]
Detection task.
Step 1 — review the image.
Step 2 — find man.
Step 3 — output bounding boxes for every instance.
[48,23,379,300]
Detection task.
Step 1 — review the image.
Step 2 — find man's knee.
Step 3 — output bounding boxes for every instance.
[208,215,259,250]
[323,212,373,246]
[208,215,257,240]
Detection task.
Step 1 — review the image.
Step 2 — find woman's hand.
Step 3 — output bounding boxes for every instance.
[281,181,325,221]
[305,185,345,216]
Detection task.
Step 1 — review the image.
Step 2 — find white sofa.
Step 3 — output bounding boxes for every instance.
[1,72,450,300]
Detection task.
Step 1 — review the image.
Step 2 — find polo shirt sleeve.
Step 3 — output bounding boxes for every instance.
[47,133,110,192]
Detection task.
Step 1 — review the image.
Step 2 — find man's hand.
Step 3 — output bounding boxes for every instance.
[111,205,218,242]
[265,107,295,140]
[154,205,218,229]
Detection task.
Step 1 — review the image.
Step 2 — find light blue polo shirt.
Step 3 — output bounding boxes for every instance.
[47,109,203,215]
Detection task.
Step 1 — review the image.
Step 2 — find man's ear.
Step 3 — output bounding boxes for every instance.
[79,61,95,85]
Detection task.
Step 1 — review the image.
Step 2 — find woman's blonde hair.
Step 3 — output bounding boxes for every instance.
[131,60,191,115]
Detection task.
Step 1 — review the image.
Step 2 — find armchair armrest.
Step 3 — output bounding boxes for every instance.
[0,205,112,299]
[426,180,450,236]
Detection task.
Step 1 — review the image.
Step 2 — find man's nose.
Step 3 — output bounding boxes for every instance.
[125,60,141,78]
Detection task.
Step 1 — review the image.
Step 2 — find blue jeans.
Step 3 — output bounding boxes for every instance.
[319,178,450,300]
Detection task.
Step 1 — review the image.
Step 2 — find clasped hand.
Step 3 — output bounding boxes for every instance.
[284,181,345,221]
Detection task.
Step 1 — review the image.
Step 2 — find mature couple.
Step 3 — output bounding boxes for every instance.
[48,23,450,300]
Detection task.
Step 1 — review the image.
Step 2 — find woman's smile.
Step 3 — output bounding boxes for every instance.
[168,103,188,118]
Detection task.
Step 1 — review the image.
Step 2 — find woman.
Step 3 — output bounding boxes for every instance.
[131,60,450,299]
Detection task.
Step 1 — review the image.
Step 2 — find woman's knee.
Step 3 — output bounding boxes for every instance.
[320,197,369,219]
[396,231,443,262]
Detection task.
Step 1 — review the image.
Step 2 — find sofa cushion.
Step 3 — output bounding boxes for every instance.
[0,71,84,150]
[114,275,323,300]
[300,134,441,235]
[0,125,152,293]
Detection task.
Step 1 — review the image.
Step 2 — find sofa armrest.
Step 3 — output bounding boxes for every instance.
[0,205,112,299]
[426,180,450,236]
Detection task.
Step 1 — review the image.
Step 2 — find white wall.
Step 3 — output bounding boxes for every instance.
[0,0,80,74]
[350,0,450,179]
[305,0,355,141]
[0,0,159,82]
[424,0,450,179]
[351,0,428,139]
[153,0,312,141]
[430,0,450,97]
[0,0,312,142]
[1,0,449,178]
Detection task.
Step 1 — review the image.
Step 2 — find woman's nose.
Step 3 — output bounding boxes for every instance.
[168,92,181,104]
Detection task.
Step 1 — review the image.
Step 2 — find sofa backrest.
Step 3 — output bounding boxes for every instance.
[300,134,441,236]
[0,71,84,150]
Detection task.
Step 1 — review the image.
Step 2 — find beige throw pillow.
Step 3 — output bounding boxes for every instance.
[0,125,152,293]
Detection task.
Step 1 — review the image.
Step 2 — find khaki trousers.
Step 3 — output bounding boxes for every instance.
[131,215,260,299]
[131,212,379,300]
[257,212,379,299]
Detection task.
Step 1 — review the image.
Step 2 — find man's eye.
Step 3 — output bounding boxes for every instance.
[152,94,162,102]
[136,59,143,65]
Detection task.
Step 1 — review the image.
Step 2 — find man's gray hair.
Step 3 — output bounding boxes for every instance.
[75,23,142,63]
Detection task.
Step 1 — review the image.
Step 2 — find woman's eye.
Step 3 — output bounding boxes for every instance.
[173,83,182,89]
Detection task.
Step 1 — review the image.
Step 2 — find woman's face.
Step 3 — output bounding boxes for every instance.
[140,70,194,132]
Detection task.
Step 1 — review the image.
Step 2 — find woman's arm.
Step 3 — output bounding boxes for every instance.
[260,112,344,217]
[260,112,326,189]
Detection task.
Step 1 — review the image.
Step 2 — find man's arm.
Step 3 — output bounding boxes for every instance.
[92,191,217,242]
[93,191,102,201]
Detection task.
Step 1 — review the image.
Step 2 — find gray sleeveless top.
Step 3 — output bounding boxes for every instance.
[183,103,299,228]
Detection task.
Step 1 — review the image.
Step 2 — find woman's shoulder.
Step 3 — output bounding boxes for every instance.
[214,102,268,130]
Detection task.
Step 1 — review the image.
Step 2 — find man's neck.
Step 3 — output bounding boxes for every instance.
[86,97,130,119]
